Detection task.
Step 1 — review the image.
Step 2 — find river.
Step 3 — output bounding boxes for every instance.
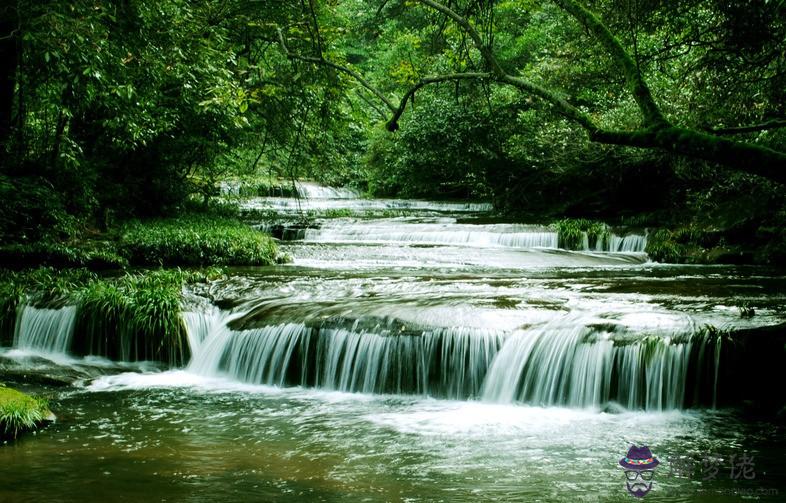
[2,186,785,502]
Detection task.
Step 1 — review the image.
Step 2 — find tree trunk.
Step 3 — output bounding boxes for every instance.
[0,16,18,158]
[591,126,786,183]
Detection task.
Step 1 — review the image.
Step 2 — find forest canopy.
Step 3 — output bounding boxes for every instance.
[1,0,785,259]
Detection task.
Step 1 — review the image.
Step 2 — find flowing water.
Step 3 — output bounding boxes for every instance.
[2,185,785,502]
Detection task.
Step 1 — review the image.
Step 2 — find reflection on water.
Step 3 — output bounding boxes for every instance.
[2,379,784,502]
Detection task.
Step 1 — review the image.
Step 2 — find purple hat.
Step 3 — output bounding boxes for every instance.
[619,445,660,470]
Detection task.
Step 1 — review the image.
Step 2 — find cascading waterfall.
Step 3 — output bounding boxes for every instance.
[480,319,712,409]
[607,234,648,253]
[303,220,647,253]
[188,321,505,399]
[304,221,559,248]
[184,312,721,410]
[241,196,493,214]
[13,305,77,354]
[295,181,360,199]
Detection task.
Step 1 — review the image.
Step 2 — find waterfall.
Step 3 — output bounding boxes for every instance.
[481,317,717,410]
[240,197,493,214]
[608,234,647,253]
[185,313,720,409]
[295,182,360,199]
[13,305,77,355]
[586,232,648,253]
[188,321,505,399]
[304,221,558,248]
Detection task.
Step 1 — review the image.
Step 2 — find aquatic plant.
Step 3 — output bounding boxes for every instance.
[645,229,686,263]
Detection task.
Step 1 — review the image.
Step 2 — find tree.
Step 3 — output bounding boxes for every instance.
[281,0,786,184]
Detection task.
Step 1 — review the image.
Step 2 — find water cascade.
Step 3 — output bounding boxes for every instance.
[13,305,78,354]
[302,219,647,253]
[295,181,360,199]
[184,313,721,410]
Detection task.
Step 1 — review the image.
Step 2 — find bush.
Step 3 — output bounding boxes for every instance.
[0,385,52,440]
[120,215,279,266]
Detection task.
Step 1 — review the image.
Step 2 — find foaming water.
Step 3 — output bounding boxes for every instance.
[38,375,775,502]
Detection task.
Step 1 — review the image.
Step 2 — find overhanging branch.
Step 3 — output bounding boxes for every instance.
[277,28,397,113]
[386,73,491,131]
[706,119,786,136]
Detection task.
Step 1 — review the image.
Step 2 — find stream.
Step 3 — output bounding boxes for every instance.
[2,186,785,502]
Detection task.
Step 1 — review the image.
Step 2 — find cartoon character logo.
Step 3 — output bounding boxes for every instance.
[619,445,659,498]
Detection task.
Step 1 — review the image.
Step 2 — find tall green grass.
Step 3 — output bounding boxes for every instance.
[120,215,279,266]
[73,270,190,366]
[553,219,610,250]
[1,268,212,366]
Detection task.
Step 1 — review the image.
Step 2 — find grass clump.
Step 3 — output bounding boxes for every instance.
[0,384,52,440]
[1,267,210,365]
[73,270,190,366]
[120,215,279,266]
[0,242,128,270]
[553,219,610,250]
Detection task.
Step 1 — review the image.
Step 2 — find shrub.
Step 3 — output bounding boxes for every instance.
[2,268,201,365]
[645,229,686,263]
[73,270,190,366]
[120,215,279,266]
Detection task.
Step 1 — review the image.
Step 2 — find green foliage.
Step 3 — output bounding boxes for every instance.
[0,242,128,270]
[73,270,189,365]
[365,97,498,199]
[554,219,610,250]
[0,267,224,365]
[0,385,51,440]
[120,216,279,266]
[645,229,687,263]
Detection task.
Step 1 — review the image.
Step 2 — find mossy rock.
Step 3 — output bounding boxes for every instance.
[0,385,55,441]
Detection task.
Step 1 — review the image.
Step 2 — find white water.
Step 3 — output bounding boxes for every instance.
[302,218,647,252]
[295,181,360,199]
[13,305,77,355]
[304,219,560,248]
[181,310,720,410]
[481,315,709,409]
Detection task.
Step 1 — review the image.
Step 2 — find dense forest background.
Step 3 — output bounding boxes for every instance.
[1,0,785,262]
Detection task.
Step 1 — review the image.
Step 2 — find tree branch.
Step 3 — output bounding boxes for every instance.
[413,0,599,132]
[386,73,491,131]
[552,0,666,126]
[706,119,786,136]
[277,28,397,112]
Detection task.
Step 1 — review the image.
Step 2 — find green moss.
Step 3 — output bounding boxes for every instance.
[0,385,53,440]
[120,215,279,266]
